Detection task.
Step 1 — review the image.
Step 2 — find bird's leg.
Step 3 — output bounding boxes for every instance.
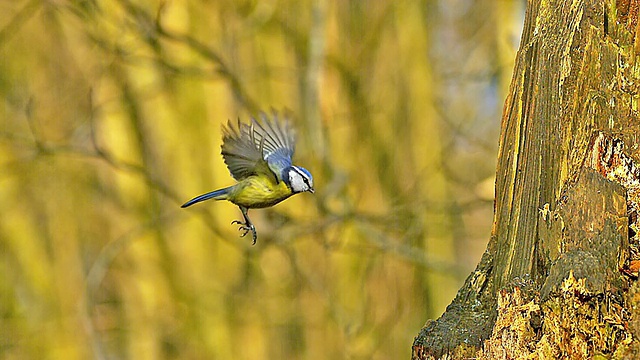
[231,206,258,244]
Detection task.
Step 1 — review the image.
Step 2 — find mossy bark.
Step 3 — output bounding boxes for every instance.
[413,0,640,358]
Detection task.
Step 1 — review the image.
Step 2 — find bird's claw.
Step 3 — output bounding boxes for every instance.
[237,225,252,236]
[231,220,258,245]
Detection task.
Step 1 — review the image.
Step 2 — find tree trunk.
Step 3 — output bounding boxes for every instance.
[413,0,640,358]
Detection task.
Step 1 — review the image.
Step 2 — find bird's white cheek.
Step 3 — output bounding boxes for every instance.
[289,176,303,192]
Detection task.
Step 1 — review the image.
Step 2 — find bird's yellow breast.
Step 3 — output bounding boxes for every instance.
[227,176,293,209]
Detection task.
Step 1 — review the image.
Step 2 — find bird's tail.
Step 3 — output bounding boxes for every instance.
[181,187,231,208]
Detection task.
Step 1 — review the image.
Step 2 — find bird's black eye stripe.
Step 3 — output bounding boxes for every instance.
[292,167,311,188]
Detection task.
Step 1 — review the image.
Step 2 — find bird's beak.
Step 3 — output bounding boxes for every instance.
[309,188,315,194]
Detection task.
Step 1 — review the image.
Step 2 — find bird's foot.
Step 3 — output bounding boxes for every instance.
[231,220,258,245]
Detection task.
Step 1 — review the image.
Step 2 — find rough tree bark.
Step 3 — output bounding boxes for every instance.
[413,0,640,358]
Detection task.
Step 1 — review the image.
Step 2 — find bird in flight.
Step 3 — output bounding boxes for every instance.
[181,111,314,244]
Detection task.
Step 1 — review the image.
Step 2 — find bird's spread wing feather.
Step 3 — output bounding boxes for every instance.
[221,119,272,181]
[251,112,295,180]
[221,111,296,182]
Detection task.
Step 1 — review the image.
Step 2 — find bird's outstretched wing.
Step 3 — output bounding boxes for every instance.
[221,111,296,182]
[251,112,295,181]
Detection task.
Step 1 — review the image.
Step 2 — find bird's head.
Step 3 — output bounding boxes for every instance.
[287,166,314,194]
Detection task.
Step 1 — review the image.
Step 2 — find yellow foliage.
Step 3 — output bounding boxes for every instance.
[0,1,520,358]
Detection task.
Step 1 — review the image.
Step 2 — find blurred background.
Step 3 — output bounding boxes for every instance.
[0,0,524,359]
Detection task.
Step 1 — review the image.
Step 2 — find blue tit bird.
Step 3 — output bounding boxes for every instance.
[181,111,314,244]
